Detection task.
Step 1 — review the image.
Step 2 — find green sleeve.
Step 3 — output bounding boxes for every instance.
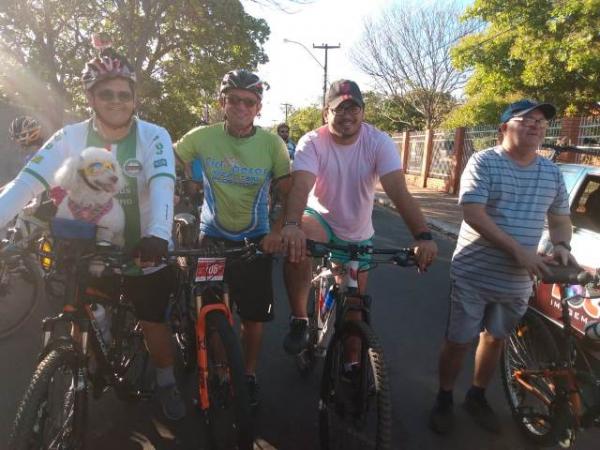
[272,135,291,179]
[174,129,199,163]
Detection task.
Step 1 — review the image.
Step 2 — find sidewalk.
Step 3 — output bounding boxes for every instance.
[375,184,461,239]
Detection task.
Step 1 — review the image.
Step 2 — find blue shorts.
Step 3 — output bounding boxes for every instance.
[304,208,373,269]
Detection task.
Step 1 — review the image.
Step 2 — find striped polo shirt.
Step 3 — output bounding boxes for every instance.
[451,146,569,296]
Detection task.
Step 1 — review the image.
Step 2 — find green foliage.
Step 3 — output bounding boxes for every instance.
[0,0,269,138]
[287,105,322,141]
[451,0,600,125]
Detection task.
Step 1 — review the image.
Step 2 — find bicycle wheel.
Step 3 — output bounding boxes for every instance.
[501,310,563,447]
[205,310,253,450]
[10,345,87,450]
[0,253,42,339]
[319,319,392,450]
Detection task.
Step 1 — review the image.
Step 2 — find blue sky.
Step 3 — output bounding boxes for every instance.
[242,0,473,127]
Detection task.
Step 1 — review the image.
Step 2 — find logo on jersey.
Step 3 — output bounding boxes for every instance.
[123,159,143,177]
[30,155,44,164]
[153,158,167,168]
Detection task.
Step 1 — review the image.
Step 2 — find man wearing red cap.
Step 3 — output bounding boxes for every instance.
[280,79,438,355]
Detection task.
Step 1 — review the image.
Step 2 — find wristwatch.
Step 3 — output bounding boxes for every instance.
[554,241,572,251]
[284,220,300,227]
[415,231,433,241]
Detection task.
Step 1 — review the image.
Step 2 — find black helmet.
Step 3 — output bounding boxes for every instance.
[9,116,42,146]
[220,69,265,100]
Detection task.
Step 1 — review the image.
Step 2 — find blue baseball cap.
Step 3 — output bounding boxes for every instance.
[500,99,556,123]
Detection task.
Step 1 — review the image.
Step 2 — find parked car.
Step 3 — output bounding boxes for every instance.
[534,161,600,338]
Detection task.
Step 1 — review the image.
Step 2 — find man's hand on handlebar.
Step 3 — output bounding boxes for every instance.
[281,223,307,263]
[413,239,438,272]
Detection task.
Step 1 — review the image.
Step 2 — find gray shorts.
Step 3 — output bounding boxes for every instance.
[446,280,529,343]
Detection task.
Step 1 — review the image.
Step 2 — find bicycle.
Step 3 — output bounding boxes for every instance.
[9,218,151,450]
[501,264,600,448]
[168,242,260,450]
[0,211,50,339]
[297,239,416,450]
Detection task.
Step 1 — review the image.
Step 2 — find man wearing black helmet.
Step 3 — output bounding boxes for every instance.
[176,69,291,407]
[0,45,183,420]
[8,116,45,168]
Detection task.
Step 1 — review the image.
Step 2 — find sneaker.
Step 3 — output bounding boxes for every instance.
[157,384,186,421]
[246,374,259,408]
[463,394,501,433]
[283,318,309,355]
[429,400,454,435]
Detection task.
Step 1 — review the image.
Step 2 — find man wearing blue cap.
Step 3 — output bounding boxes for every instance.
[429,100,575,434]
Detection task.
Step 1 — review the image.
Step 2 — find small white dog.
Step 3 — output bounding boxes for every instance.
[54,147,125,248]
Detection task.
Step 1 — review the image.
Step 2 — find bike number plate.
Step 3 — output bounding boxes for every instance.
[195,257,226,282]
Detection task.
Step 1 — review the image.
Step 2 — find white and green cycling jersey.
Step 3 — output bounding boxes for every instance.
[0,118,176,252]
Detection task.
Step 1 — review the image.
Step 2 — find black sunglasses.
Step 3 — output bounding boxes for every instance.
[96,89,134,103]
[225,95,258,108]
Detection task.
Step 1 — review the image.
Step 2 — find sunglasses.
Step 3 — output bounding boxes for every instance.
[225,95,258,108]
[96,89,134,103]
[82,161,116,176]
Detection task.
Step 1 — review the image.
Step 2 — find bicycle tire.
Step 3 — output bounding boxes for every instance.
[319,319,392,450]
[205,310,253,450]
[9,345,87,450]
[501,310,563,447]
[0,253,42,339]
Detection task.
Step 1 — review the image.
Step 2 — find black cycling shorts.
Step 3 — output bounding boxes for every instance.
[199,234,274,322]
[122,266,175,323]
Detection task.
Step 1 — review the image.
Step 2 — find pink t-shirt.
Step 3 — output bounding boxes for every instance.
[293,123,402,241]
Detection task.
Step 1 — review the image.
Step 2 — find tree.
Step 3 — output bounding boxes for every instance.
[351,1,479,129]
[0,0,269,139]
[287,105,322,141]
[449,0,600,126]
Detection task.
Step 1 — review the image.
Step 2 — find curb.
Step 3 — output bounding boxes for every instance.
[375,196,459,240]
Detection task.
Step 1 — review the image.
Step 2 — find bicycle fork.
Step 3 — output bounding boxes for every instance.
[194,286,234,411]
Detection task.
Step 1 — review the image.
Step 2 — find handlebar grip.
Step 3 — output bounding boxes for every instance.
[540,265,594,285]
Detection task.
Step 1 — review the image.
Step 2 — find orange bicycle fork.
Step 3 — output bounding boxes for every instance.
[195,289,234,411]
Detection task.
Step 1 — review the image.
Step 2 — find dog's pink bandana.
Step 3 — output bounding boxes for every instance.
[68,198,114,224]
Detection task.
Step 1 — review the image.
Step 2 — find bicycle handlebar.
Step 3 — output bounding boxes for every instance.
[305,239,416,267]
[540,264,598,285]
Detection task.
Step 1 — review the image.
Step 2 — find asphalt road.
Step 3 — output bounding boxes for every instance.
[1,205,597,449]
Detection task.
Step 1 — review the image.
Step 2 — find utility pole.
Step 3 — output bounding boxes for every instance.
[281,103,292,123]
[312,43,341,109]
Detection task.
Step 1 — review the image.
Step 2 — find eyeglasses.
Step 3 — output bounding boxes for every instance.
[225,95,258,108]
[510,117,549,128]
[329,104,362,116]
[82,161,115,176]
[96,89,134,103]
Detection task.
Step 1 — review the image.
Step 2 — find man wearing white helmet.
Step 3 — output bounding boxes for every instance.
[0,45,184,420]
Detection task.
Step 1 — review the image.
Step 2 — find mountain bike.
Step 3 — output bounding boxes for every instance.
[0,212,50,339]
[502,264,600,448]
[9,218,151,450]
[169,242,260,450]
[299,239,416,450]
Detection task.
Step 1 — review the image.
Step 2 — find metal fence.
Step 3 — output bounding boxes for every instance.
[577,117,600,165]
[463,125,497,168]
[406,132,426,175]
[429,131,454,179]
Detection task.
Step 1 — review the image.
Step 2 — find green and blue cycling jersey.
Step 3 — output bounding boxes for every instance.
[176,123,290,240]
